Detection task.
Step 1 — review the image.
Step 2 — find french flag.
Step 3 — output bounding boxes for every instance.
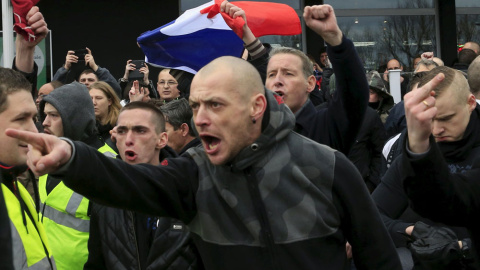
[137,0,301,74]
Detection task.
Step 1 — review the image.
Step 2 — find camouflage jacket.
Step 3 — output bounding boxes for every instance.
[57,90,400,270]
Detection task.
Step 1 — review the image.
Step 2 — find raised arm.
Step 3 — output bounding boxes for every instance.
[13,6,48,98]
[305,5,369,154]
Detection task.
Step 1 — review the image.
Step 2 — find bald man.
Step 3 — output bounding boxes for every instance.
[468,55,480,102]
[9,51,401,270]
[463,41,480,55]
[383,58,410,99]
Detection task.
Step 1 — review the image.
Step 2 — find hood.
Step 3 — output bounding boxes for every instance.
[231,89,296,171]
[367,71,392,100]
[39,82,96,141]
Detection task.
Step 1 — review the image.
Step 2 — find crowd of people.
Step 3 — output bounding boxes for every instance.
[1,2,480,270]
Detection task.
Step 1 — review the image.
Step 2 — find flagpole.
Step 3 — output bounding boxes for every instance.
[2,0,14,68]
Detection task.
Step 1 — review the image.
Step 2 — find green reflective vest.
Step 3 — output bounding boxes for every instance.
[39,143,116,270]
[2,182,55,269]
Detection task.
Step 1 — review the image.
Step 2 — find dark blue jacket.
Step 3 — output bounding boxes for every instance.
[294,36,368,155]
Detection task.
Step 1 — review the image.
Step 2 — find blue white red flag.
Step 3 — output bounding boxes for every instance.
[138,1,242,74]
[137,0,301,74]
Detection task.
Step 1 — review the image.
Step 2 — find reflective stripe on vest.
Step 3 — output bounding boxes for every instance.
[38,143,116,270]
[39,201,90,233]
[2,183,55,269]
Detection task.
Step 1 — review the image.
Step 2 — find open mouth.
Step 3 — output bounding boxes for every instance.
[124,150,137,161]
[274,90,285,97]
[200,135,221,153]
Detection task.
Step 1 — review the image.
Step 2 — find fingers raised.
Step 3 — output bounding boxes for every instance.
[5,129,46,149]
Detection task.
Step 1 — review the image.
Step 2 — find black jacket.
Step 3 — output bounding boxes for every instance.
[55,90,400,270]
[294,36,368,156]
[401,136,480,265]
[347,107,386,192]
[374,107,480,268]
[84,148,203,270]
[0,165,15,270]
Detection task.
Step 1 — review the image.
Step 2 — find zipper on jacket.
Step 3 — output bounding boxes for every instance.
[128,210,142,270]
[244,167,280,270]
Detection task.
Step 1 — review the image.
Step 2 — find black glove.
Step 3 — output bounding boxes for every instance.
[408,221,464,269]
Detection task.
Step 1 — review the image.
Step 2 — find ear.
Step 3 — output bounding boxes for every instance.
[108,98,112,106]
[250,93,267,120]
[306,75,316,93]
[180,123,189,137]
[467,94,477,112]
[156,132,168,149]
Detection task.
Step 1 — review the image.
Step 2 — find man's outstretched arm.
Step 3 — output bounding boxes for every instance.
[5,129,199,222]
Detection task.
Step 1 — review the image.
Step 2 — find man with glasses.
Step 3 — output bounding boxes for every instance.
[157,68,194,103]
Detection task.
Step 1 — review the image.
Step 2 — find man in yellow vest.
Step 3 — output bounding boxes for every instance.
[37,82,116,270]
[0,6,53,270]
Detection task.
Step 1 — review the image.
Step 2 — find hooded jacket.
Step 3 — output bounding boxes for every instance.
[367,71,394,123]
[39,82,97,142]
[38,82,109,270]
[54,90,401,270]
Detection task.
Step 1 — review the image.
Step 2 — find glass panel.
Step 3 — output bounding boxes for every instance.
[325,0,433,9]
[259,35,302,50]
[336,15,436,72]
[457,14,480,45]
[456,0,480,7]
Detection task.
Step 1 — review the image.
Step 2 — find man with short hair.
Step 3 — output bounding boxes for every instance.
[38,82,117,270]
[373,66,479,269]
[0,6,54,269]
[10,54,401,270]
[10,7,402,268]
[399,61,480,268]
[78,69,98,88]
[36,81,63,110]
[160,98,200,155]
[264,6,368,155]
[319,48,329,69]
[85,101,202,269]
[454,48,477,73]
[468,55,480,101]
[383,58,410,99]
[53,48,121,97]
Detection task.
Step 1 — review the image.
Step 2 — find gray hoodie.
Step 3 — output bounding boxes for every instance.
[39,82,96,141]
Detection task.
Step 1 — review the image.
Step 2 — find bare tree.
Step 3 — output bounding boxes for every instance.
[377,0,435,70]
[457,14,480,44]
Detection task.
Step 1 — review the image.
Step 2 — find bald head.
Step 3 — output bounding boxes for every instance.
[387,59,402,71]
[464,41,480,55]
[468,55,480,98]
[194,56,265,100]
[189,56,268,165]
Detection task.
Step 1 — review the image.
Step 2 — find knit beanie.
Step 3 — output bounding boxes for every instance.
[39,82,96,141]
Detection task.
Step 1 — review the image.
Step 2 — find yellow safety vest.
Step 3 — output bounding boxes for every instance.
[2,182,55,269]
[39,143,116,270]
